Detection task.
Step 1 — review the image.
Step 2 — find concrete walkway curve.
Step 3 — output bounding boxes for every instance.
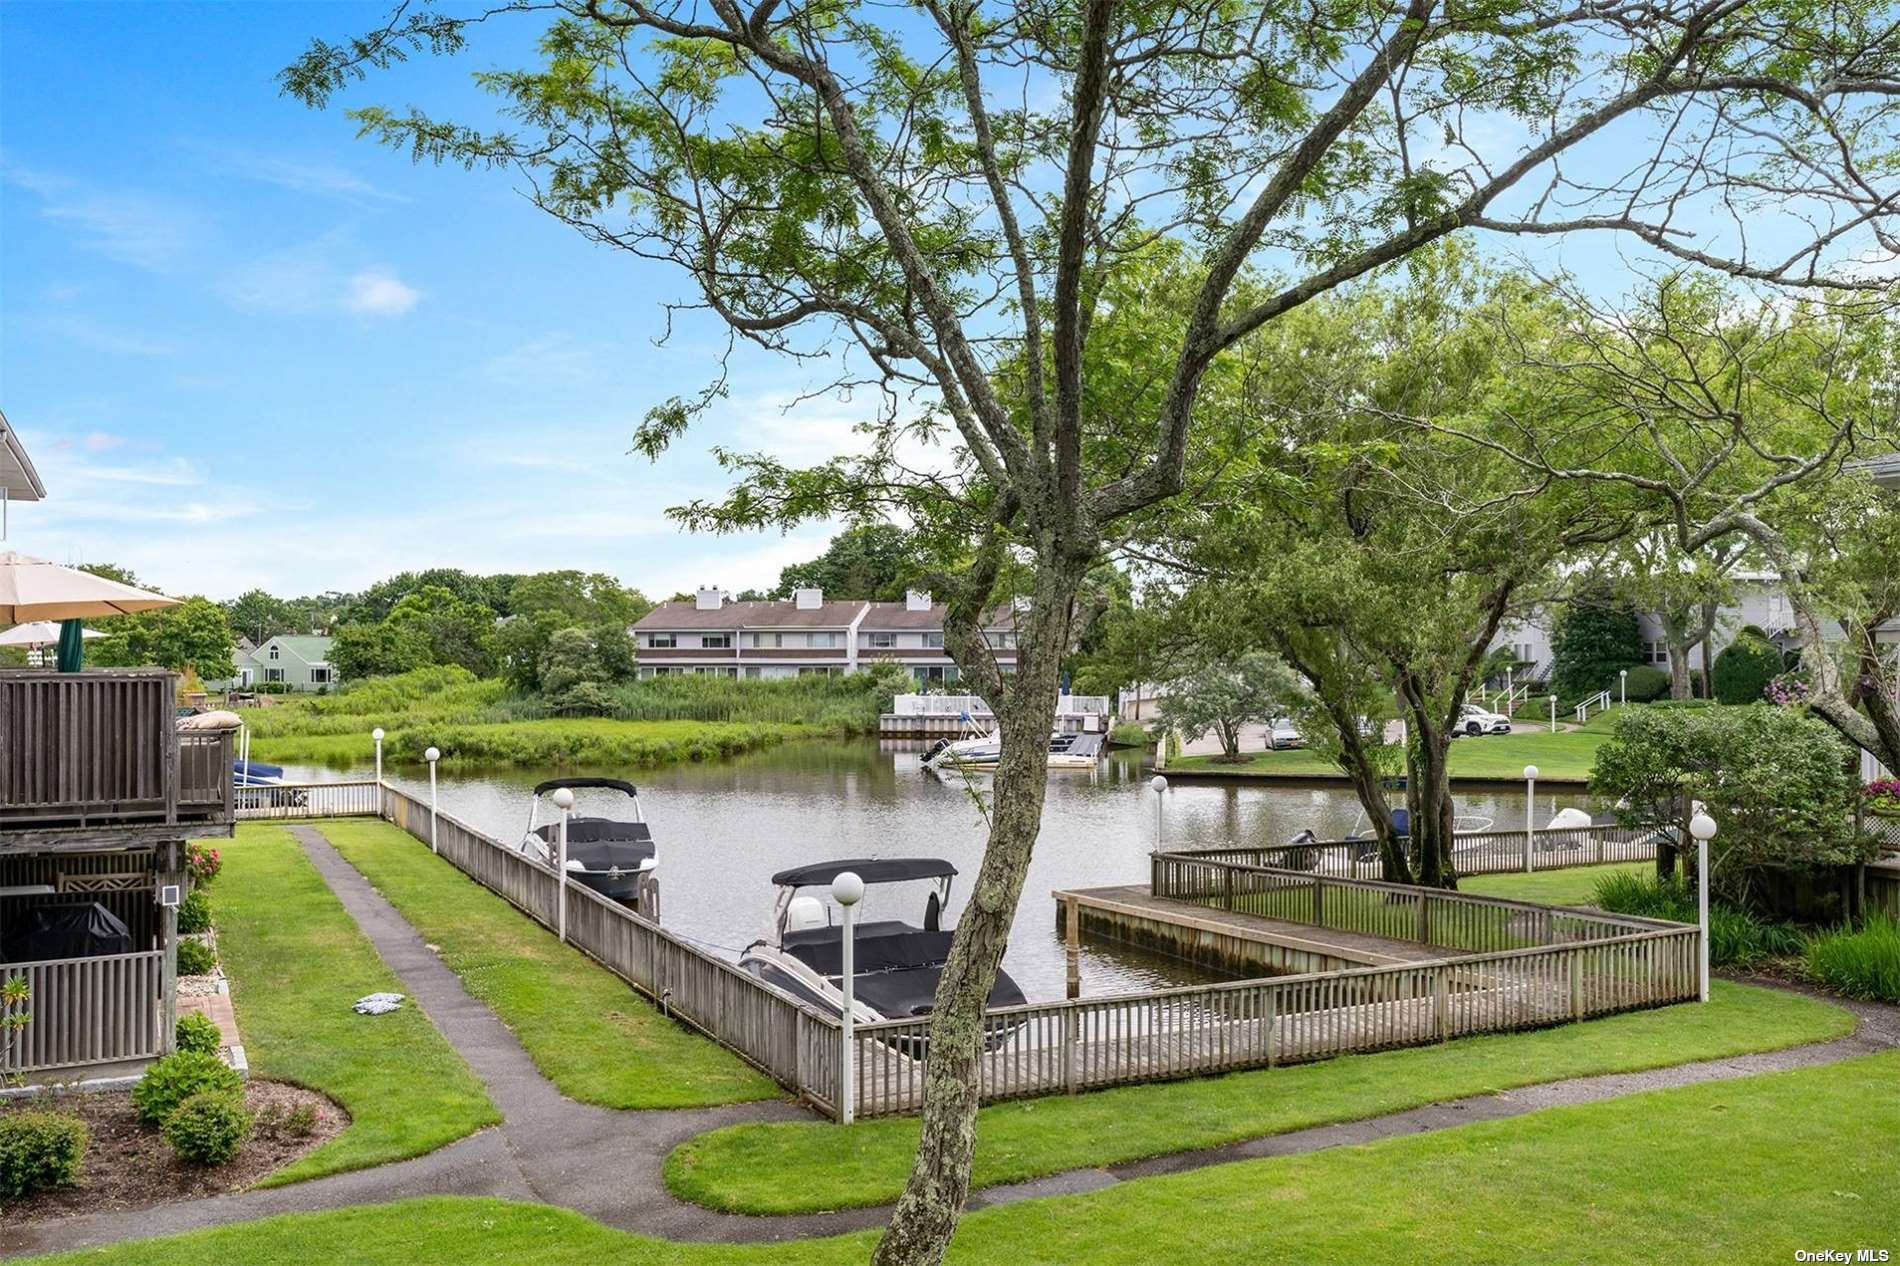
[5,825,1895,1259]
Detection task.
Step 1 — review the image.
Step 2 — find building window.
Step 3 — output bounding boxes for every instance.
[265,668,285,683]
[924,632,944,649]
[268,646,280,660]
[702,634,733,649]
[744,666,762,678]
[309,666,331,684]
[869,632,896,649]
[810,632,837,649]
[647,633,676,649]
[983,631,1016,650]
[1645,641,1670,665]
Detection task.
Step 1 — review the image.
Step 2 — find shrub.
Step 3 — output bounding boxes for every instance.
[161,1090,253,1166]
[1867,778,1900,812]
[0,1111,87,1197]
[1806,914,1900,1002]
[1711,632,1784,704]
[1590,872,1805,966]
[185,842,223,886]
[132,1050,242,1125]
[1108,720,1151,747]
[174,1011,223,1055]
[175,937,218,978]
[1622,664,1671,703]
[176,888,213,936]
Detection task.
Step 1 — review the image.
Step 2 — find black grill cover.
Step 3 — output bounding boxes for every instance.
[2,902,133,963]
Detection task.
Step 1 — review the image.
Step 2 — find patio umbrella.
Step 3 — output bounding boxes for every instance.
[0,620,104,648]
[0,551,175,672]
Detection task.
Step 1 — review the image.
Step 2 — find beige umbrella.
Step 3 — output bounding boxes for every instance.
[0,551,176,623]
[0,620,105,648]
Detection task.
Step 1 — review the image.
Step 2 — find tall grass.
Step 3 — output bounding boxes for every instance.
[1591,871,1807,967]
[1806,914,1900,1002]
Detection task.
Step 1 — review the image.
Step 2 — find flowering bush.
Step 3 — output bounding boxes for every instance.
[1867,779,1900,811]
[1764,671,1810,706]
[186,842,222,886]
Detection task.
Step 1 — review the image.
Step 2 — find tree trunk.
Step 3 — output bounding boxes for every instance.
[871,565,1078,1266]
[1406,722,1458,888]
[1697,599,1719,699]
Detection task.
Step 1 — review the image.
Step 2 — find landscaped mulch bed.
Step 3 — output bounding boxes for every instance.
[1,1080,346,1221]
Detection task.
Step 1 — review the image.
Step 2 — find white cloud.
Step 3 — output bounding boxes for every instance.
[36,313,177,358]
[227,152,409,207]
[482,334,601,387]
[345,268,421,317]
[82,431,126,453]
[6,165,195,272]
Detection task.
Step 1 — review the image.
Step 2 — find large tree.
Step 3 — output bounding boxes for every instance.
[286,5,1900,1260]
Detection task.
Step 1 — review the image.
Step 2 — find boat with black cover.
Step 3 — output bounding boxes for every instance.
[739,858,1027,1046]
[519,777,656,903]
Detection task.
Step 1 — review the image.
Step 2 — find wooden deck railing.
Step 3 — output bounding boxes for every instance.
[1,950,166,1075]
[234,780,382,821]
[1172,823,1660,880]
[0,669,234,842]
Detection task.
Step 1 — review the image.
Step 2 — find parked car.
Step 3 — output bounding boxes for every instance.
[1266,718,1305,750]
[1455,703,1512,736]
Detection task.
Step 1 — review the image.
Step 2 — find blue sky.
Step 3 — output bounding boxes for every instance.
[2,2,855,600]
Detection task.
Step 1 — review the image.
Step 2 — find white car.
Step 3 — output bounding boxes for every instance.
[1266,718,1305,750]
[1455,703,1513,736]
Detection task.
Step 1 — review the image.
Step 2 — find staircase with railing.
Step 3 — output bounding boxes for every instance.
[1573,689,1613,725]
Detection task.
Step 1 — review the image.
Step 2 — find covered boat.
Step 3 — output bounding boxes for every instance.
[519,777,656,904]
[740,858,1026,1045]
[921,729,1103,772]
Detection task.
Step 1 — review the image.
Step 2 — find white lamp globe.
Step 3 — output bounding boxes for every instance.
[1150,774,1168,794]
[1523,765,1539,781]
[1689,812,1717,842]
[424,746,441,763]
[551,787,575,811]
[832,871,865,907]
[372,727,385,741]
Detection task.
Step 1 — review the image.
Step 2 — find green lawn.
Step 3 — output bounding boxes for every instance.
[317,819,779,1108]
[34,1048,1900,1265]
[1459,861,1649,905]
[218,825,499,1184]
[1169,726,1609,782]
[251,717,807,769]
[664,979,1849,1214]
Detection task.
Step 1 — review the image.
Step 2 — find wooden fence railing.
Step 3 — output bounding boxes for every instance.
[274,781,1698,1120]
[1,950,165,1074]
[234,779,382,821]
[1174,823,1660,880]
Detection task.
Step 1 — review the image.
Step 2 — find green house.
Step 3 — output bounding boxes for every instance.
[243,634,336,691]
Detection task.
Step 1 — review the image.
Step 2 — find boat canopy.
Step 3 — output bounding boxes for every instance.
[532,776,638,797]
[770,858,958,888]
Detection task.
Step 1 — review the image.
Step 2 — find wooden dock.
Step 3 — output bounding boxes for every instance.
[1055,884,1443,977]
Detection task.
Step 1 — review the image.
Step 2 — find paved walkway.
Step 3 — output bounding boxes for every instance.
[7,825,1896,1259]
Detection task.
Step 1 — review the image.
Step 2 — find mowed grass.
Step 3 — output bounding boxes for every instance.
[665,980,1849,1214]
[1459,861,1650,905]
[1169,726,1609,782]
[251,717,807,769]
[318,819,778,1108]
[34,1049,1900,1265]
[218,825,499,1183]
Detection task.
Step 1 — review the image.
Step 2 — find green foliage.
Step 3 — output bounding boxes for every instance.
[162,1089,255,1166]
[87,593,237,680]
[175,937,218,977]
[771,524,912,600]
[176,888,213,936]
[340,569,518,626]
[1160,652,1304,762]
[1621,664,1671,703]
[1549,581,1643,698]
[1712,631,1786,705]
[538,625,638,714]
[225,589,302,645]
[0,1110,87,1197]
[1589,873,1807,966]
[1805,914,1900,1002]
[132,1050,242,1125]
[1590,704,1868,902]
[174,1011,224,1056]
[1108,720,1151,747]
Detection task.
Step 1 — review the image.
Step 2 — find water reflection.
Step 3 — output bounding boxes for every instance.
[290,740,1590,1002]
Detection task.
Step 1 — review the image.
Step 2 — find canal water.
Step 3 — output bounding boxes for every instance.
[286,740,1592,1002]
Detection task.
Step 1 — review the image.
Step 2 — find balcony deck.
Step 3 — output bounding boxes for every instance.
[1,669,234,853]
